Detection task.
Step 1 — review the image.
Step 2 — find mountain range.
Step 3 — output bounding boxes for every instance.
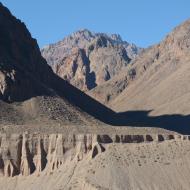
[0,2,190,190]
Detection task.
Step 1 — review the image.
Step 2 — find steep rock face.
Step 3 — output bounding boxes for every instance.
[52,48,95,91]
[87,36,130,87]
[41,29,141,91]
[0,3,55,101]
[0,3,97,127]
[0,132,186,177]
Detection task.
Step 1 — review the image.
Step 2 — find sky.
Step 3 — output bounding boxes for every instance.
[1,0,190,48]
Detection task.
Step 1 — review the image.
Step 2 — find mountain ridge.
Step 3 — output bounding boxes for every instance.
[88,18,190,125]
[41,29,141,91]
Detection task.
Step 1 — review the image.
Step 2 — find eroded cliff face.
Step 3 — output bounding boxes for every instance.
[0,133,188,177]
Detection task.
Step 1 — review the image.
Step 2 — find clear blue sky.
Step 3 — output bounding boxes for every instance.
[1,0,190,48]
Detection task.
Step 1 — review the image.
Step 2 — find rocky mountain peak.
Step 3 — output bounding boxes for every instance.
[41,29,141,92]
[110,34,123,42]
[91,35,113,49]
[62,28,95,48]
[71,28,94,39]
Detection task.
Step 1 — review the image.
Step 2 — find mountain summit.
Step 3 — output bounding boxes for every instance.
[41,29,141,91]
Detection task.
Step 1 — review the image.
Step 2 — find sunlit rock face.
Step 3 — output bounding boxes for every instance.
[41,29,141,91]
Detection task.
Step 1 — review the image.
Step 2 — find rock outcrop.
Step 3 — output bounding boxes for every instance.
[41,29,141,91]
[0,132,188,177]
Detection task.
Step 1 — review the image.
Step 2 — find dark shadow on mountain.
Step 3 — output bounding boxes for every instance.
[109,110,190,135]
[47,73,190,135]
[2,60,190,135]
[2,66,190,134]
[1,1,189,135]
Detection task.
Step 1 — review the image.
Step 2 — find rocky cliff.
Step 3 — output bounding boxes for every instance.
[41,29,141,91]
[0,132,187,177]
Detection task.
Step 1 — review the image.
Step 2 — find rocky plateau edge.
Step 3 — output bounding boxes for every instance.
[0,133,189,177]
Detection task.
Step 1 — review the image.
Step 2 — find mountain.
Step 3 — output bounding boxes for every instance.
[1,0,189,132]
[1,3,190,190]
[0,2,117,129]
[92,19,190,120]
[41,29,141,91]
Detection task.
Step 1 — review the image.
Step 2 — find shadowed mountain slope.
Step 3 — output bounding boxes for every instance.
[0,3,190,135]
[0,2,110,127]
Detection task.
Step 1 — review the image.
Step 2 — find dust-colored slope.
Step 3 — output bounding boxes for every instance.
[90,19,190,110]
[0,96,101,130]
[111,19,190,116]
[111,55,190,116]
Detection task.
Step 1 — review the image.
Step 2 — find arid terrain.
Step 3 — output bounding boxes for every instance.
[0,2,190,190]
[0,133,190,190]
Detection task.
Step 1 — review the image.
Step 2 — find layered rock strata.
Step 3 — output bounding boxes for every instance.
[0,133,189,177]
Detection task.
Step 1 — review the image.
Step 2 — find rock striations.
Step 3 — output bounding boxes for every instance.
[41,29,141,91]
[0,132,187,177]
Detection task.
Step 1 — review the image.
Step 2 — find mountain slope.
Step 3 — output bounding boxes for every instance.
[109,19,190,118]
[0,2,115,129]
[41,29,141,91]
[1,4,190,190]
